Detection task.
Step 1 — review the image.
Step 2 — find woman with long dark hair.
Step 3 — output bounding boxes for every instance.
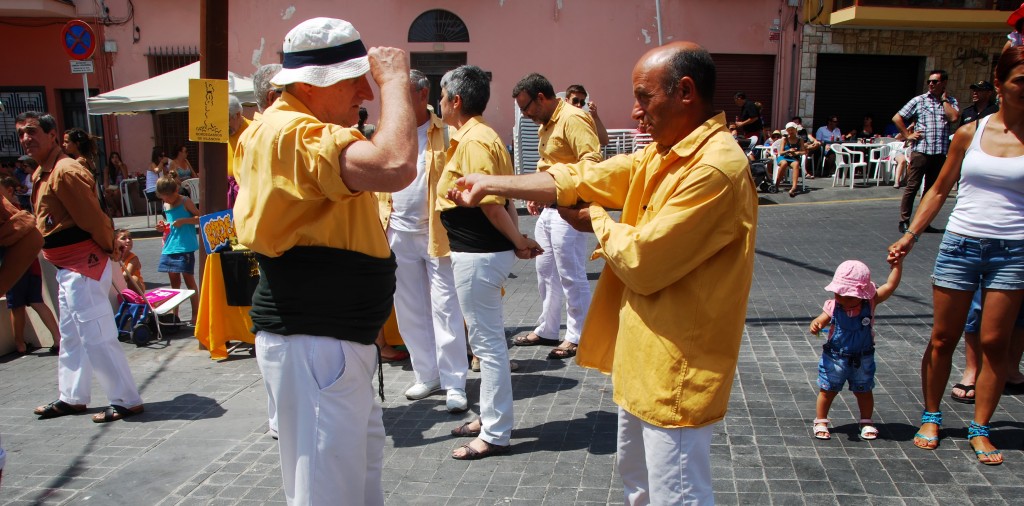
[889,46,1024,465]
[62,128,108,216]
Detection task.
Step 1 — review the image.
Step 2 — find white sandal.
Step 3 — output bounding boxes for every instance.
[813,418,831,440]
[859,419,878,441]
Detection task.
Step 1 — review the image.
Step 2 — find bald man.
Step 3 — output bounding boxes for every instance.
[447,42,757,504]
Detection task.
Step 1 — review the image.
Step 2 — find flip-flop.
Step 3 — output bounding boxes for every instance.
[92,404,144,423]
[451,440,511,460]
[950,383,976,404]
[512,333,560,347]
[34,400,87,419]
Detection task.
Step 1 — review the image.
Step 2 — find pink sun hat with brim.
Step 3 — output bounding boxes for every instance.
[271,18,370,88]
[1009,3,1024,28]
[824,260,877,300]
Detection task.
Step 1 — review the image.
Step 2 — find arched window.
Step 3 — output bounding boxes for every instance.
[408,9,469,43]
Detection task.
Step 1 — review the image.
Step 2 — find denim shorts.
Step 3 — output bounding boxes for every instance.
[158,252,195,274]
[818,349,876,392]
[931,232,1024,292]
[963,287,1024,333]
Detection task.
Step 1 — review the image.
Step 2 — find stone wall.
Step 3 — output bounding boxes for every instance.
[797,24,1006,124]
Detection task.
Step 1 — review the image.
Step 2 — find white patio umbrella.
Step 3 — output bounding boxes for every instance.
[87,61,255,115]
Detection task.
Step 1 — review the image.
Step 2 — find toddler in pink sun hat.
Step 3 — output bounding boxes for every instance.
[808,259,903,441]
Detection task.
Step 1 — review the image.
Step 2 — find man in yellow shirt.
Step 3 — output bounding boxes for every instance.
[511,73,600,360]
[448,42,757,503]
[233,18,416,505]
[244,63,281,440]
[225,95,249,207]
[377,70,470,412]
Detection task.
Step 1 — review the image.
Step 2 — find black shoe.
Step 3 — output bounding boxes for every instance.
[898,221,909,234]
[924,226,944,233]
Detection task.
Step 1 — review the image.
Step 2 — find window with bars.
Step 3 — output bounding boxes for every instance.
[0,88,46,160]
[408,10,469,43]
[146,47,200,172]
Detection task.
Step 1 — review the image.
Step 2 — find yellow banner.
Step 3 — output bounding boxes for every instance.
[188,78,228,143]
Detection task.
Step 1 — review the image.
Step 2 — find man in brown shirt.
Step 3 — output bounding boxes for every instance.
[15,111,143,424]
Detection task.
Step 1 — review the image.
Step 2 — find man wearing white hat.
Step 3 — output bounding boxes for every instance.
[233,17,416,506]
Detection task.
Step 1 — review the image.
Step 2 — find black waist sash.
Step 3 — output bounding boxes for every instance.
[440,207,515,253]
[250,246,396,344]
[43,226,92,249]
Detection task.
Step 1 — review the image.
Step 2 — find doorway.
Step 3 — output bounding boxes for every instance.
[410,52,468,117]
[813,54,924,135]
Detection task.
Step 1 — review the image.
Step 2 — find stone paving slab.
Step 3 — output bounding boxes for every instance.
[3,180,1024,505]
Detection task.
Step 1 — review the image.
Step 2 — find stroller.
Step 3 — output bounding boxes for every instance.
[739,136,776,193]
[751,159,776,193]
[112,262,194,346]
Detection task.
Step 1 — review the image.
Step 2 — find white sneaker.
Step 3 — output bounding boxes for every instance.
[404,379,442,400]
[446,388,468,413]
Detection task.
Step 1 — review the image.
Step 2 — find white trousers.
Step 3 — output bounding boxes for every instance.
[617,407,715,506]
[451,250,515,445]
[388,228,468,389]
[533,207,592,344]
[256,331,384,506]
[57,262,143,407]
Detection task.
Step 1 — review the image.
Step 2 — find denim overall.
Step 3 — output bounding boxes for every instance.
[824,301,874,365]
[818,300,876,392]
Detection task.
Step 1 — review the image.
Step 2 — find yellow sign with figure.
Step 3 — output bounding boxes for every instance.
[188,78,228,143]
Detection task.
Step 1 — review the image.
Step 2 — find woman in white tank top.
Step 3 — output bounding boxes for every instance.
[889,46,1024,466]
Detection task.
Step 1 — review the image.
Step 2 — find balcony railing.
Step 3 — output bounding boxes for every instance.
[834,0,1018,11]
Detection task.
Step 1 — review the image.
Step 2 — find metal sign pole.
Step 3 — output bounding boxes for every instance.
[83,72,92,134]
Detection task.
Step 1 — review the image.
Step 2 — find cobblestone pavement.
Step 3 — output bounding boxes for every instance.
[3,180,1024,505]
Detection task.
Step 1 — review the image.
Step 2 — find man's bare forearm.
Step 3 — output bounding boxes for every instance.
[481,172,558,203]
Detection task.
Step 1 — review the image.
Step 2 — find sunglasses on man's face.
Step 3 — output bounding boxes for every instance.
[928,79,943,84]
[571,98,586,107]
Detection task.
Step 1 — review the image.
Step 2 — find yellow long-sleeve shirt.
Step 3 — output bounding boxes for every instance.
[547,112,758,428]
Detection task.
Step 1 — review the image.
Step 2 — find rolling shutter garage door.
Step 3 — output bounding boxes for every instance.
[713,54,776,131]
[813,54,923,136]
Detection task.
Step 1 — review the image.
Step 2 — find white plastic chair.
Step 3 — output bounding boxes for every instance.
[119,179,134,216]
[830,144,868,188]
[182,177,200,204]
[867,143,893,185]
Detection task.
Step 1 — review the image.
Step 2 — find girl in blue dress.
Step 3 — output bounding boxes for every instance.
[155,177,200,325]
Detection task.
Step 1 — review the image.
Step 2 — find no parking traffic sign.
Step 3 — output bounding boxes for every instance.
[61,20,96,61]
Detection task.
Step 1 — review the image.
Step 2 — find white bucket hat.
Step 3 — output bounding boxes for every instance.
[271,18,370,88]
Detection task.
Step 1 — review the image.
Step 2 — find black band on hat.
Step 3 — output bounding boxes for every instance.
[283,39,367,69]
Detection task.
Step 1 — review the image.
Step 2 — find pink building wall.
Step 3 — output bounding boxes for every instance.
[92,0,798,172]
